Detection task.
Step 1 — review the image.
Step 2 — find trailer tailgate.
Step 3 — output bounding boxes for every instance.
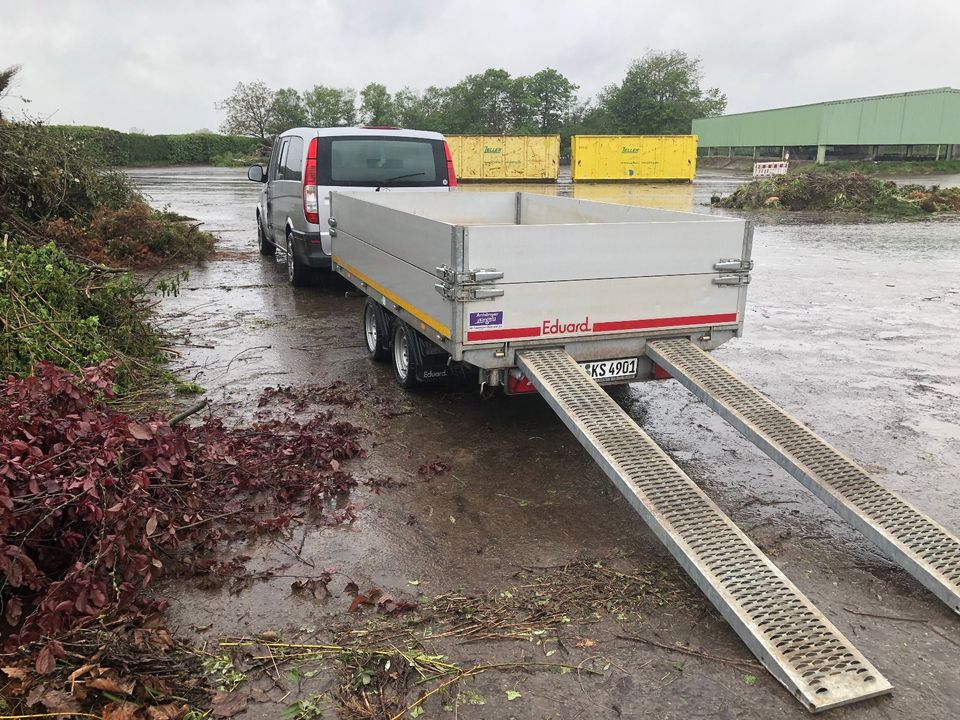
[461,215,750,344]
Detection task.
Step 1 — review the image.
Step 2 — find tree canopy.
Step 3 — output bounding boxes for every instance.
[267,88,307,136]
[302,86,356,128]
[601,51,726,135]
[359,83,395,126]
[215,81,275,141]
[216,51,726,147]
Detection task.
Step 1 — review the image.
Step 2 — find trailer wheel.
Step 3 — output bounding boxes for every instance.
[392,323,420,389]
[363,299,390,361]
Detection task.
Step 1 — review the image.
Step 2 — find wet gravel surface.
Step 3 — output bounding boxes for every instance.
[132,166,960,719]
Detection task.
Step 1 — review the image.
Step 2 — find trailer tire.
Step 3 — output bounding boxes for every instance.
[363,298,390,362]
[392,323,421,389]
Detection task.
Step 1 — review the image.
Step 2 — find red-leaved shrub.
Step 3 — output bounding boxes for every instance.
[1,362,365,649]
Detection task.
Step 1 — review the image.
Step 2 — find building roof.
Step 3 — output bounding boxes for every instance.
[693,88,960,147]
[715,87,959,119]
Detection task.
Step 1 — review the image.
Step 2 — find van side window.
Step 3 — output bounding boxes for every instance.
[268,138,287,182]
[280,137,304,181]
[276,140,291,181]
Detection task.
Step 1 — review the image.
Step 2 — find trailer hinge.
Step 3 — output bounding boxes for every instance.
[434,282,504,301]
[713,258,752,287]
[714,258,753,272]
[713,274,751,286]
[435,265,504,284]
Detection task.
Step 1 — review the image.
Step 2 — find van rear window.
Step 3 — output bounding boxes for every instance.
[320,137,445,187]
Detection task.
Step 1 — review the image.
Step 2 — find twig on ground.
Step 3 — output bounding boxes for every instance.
[615,634,761,670]
[169,397,209,426]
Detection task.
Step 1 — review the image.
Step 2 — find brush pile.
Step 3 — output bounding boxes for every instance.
[714,170,960,215]
[0,363,370,715]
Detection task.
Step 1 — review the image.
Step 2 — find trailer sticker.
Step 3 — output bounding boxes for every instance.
[465,312,738,342]
[468,310,503,329]
[333,256,452,338]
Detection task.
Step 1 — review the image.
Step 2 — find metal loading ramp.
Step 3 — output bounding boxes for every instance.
[516,349,891,712]
[646,338,960,615]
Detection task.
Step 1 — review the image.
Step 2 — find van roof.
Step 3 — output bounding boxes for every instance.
[280,127,445,141]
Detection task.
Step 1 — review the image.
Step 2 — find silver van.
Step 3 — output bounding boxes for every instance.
[247,127,457,285]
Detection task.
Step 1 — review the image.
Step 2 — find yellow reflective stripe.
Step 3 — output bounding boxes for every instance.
[334,256,451,338]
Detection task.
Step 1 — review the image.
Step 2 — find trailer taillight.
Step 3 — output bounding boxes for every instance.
[506,368,536,394]
[442,141,458,188]
[652,362,672,380]
[303,137,319,224]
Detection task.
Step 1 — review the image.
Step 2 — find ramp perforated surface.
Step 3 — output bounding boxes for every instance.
[646,338,960,616]
[517,349,891,712]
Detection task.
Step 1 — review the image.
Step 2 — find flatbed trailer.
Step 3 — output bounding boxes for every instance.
[329,191,752,389]
[329,191,960,712]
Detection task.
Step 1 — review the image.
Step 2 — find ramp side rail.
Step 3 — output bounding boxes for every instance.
[646,338,960,615]
[517,349,891,712]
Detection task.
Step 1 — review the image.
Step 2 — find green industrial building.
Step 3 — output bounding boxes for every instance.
[692,87,960,163]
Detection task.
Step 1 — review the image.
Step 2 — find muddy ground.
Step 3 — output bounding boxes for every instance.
[130,167,960,719]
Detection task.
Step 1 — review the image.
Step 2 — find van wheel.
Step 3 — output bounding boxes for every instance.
[286,233,310,287]
[363,299,390,361]
[392,323,421,389]
[257,216,275,256]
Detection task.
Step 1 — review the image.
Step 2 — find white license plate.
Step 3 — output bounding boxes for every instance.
[579,357,639,381]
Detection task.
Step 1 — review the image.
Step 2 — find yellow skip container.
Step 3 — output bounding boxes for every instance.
[571,135,697,182]
[446,135,560,182]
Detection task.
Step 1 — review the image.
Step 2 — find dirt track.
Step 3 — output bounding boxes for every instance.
[132,167,960,719]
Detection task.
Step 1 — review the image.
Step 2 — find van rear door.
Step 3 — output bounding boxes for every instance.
[317,136,452,189]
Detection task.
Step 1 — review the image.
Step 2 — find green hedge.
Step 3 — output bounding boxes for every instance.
[48,126,263,166]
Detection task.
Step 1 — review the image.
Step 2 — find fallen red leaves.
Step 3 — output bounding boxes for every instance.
[418,459,451,477]
[2,614,204,719]
[344,582,418,615]
[0,362,368,653]
[256,380,360,412]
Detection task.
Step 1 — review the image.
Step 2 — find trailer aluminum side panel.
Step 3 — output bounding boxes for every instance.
[333,229,456,339]
[331,192,460,273]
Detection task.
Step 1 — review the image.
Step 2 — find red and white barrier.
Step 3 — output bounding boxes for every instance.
[753,161,789,178]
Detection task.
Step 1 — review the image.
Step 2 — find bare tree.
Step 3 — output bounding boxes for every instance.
[216,80,276,140]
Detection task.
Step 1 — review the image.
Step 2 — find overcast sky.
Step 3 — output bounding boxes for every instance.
[3,0,958,134]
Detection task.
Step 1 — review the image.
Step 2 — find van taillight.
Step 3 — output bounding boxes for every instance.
[442,141,458,188]
[303,137,319,224]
